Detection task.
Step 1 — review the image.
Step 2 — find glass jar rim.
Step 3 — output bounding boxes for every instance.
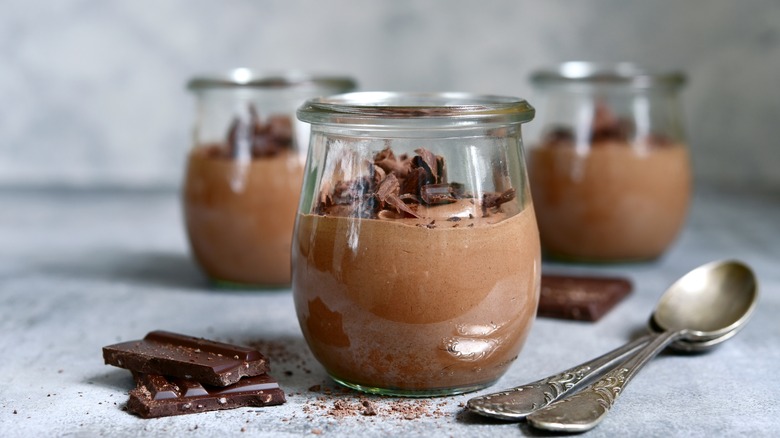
[297,91,535,127]
[186,68,357,91]
[530,62,686,89]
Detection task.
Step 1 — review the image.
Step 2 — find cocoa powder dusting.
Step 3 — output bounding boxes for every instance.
[301,391,447,421]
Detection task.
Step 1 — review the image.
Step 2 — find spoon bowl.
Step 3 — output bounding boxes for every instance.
[653,259,758,339]
[647,260,758,353]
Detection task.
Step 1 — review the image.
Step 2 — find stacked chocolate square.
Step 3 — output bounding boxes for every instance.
[103,331,285,418]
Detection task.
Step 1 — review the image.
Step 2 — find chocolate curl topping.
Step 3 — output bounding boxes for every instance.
[375,172,400,201]
[224,104,294,159]
[374,147,411,179]
[481,188,516,217]
[376,173,419,218]
[420,183,463,205]
[413,148,439,182]
[315,147,459,219]
[400,166,434,199]
[541,102,650,147]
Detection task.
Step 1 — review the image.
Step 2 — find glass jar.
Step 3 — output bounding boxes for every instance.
[293,92,541,396]
[527,62,691,262]
[183,70,356,287]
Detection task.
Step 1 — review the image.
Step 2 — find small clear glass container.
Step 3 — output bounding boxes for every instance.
[528,62,691,262]
[293,92,541,396]
[183,70,356,287]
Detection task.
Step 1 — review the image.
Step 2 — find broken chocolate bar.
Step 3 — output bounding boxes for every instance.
[127,373,285,419]
[537,274,632,322]
[103,331,269,386]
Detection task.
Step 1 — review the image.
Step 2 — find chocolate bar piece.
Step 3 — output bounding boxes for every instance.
[127,373,286,418]
[103,331,269,386]
[537,274,632,322]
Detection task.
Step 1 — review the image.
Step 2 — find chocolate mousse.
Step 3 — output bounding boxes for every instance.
[528,104,691,261]
[292,147,541,394]
[183,105,305,286]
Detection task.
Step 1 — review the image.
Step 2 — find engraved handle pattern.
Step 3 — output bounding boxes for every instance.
[526,330,683,433]
[466,334,651,420]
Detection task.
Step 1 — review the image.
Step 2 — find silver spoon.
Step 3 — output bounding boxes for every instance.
[465,334,652,420]
[466,262,747,420]
[525,260,758,432]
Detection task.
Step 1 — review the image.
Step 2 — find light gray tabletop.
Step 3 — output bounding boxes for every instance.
[0,185,778,437]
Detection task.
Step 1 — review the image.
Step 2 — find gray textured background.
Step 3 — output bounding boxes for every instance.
[1,0,778,189]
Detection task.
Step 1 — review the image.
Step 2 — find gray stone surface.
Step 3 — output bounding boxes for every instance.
[0,185,778,437]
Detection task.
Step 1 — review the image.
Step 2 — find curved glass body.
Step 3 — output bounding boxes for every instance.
[293,92,541,396]
[528,62,691,262]
[183,70,355,287]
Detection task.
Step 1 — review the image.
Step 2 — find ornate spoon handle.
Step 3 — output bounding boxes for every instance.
[466,334,652,420]
[526,330,683,432]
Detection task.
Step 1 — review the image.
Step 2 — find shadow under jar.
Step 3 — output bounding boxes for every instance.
[527,62,692,263]
[183,70,356,288]
[293,92,541,396]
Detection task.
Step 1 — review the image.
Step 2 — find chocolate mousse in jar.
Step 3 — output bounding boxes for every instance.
[293,92,541,396]
[527,62,691,262]
[184,70,356,288]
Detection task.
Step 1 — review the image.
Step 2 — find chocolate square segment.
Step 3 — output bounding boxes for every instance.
[102,331,269,386]
[127,373,285,419]
[538,274,633,322]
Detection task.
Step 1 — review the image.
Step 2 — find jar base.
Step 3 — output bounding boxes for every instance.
[329,375,495,398]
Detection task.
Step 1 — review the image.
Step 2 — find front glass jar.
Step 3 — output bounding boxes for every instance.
[184,70,356,288]
[293,92,541,396]
[527,62,691,262]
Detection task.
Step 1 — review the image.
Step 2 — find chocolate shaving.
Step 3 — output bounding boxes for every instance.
[436,155,447,183]
[413,148,440,183]
[320,176,377,218]
[420,183,463,205]
[376,173,400,202]
[481,188,516,216]
[385,195,419,218]
[376,174,419,218]
[401,167,434,198]
[315,147,482,220]
[374,147,412,178]
[372,165,387,186]
[641,133,674,147]
[223,104,294,159]
[399,193,421,204]
[539,103,684,148]
[541,127,575,147]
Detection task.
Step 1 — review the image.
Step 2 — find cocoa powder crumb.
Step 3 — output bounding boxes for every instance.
[361,400,377,416]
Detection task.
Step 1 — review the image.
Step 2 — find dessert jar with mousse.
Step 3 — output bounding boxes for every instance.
[183,70,356,287]
[527,62,691,262]
[293,92,541,396]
